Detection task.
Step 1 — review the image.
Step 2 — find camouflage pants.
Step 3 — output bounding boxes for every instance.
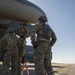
[17,47,25,75]
[17,57,21,75]
[3,51,18,75]
[34,42,55,75]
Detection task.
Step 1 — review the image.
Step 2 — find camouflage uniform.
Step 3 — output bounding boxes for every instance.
[30,16,57,75]
[16,20,29,75]
[0,27,19,75]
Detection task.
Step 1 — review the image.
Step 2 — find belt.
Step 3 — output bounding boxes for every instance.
[37,39,50,44]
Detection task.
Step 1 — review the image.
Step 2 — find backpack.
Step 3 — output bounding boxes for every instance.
[44,24,52,39]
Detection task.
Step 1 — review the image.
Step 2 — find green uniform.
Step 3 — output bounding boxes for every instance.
[30,23,57,75]
[0,33,19,75]
[16,25,29,75]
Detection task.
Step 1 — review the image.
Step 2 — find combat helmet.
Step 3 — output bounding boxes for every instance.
[7,27,15,34]
[39,16,48,22]
[21,19,28,26]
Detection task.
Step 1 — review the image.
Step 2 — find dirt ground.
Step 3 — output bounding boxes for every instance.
[0,62,72,75]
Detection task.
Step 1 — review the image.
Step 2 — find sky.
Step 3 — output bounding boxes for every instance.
[26,0,75,64]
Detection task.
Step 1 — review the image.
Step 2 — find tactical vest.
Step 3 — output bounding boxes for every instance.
[37,24,51,42]
[44,24,52,39]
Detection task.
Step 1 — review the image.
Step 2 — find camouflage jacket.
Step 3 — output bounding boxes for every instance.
[30,23,57,46]
[0,33,19,54]
[16,25,29,38]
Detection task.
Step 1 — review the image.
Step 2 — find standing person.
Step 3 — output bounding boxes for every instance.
[0,27,19,75]
[30,16,57,75]
[16,20,29,75]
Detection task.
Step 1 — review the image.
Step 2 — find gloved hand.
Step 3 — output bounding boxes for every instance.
[33,45,37,49]
[50,42,53,47]
[31,40,37,49]
[20,33,25,38]
[31,40,35,45]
